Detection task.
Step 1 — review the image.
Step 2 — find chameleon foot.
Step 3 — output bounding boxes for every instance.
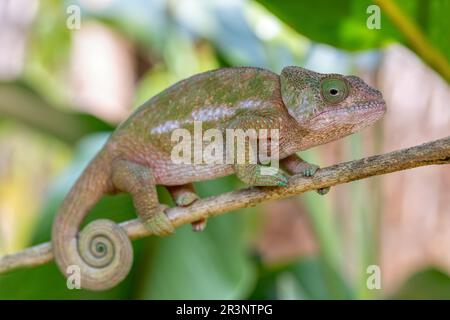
[281,155,330,195]
[192,218,207,232]
[316,187,330,195]
[293,162,330,194]
[298,163,319,177]
[299,165,330,195]
[143,204,174,236]
[258,168,289,187]
[168,184,204,231]
[236,164,289,187]
[175,192,207,232]
[175,191,199,207]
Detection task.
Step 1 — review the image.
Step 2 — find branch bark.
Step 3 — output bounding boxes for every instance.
[1,136,449,274]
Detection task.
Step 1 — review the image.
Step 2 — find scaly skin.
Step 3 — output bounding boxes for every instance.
[52,66,386,290]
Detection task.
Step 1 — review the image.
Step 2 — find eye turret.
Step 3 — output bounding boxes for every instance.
[320,77,349,104]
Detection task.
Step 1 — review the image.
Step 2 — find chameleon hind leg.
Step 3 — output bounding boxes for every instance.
[168,183,206,232]
[112,159,174,236]
[281,154,330,195]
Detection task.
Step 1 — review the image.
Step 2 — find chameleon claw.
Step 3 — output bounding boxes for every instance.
[316,187,330,195]
[192,218,207,232]
[276,173,289,187]
[176,192,199,207]
[302,164,319,177]
[143,204,174,236]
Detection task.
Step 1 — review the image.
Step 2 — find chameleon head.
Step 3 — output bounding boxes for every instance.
[280,66,386,143]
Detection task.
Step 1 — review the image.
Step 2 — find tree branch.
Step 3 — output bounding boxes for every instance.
[1,136,449,274]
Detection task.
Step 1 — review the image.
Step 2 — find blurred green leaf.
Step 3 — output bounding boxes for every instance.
[0,261,131,299]
[257,0,403,50]
[0,83,113,145]
[347,134,380,299]
[250,257,352,300]
[288,258,334,299]
[0,134,137,299]
[301,187,352,298]
[257,0,450,76]
[137,176,256,299]
[0,135,257,299]
[137,217,256,299]
[391,268,450,300]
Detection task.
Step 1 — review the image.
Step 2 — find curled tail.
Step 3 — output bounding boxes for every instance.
[52,150,133,291]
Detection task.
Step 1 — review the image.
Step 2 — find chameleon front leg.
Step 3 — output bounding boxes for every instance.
[228,111,289,187]
[167,183,206,232]
[281,154,330,195]
[234,163,288,187]
[168,183,199,207]
[112,159,174,236]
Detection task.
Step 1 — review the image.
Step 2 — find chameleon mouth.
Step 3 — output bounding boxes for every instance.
[348,99,386,113]
[312,99,386,120]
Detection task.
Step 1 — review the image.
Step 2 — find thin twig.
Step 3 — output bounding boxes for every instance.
[0,136,449,274]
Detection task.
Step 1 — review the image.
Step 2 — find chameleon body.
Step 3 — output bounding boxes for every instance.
[52,66,386,290]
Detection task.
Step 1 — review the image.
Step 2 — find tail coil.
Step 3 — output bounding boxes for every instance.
[75,219,133,290]
[52,152,133,291]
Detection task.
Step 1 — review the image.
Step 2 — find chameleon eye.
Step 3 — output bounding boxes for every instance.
[320,77,349,104]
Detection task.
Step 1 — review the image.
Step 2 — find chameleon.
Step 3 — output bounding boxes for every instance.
[52,66,386,291]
